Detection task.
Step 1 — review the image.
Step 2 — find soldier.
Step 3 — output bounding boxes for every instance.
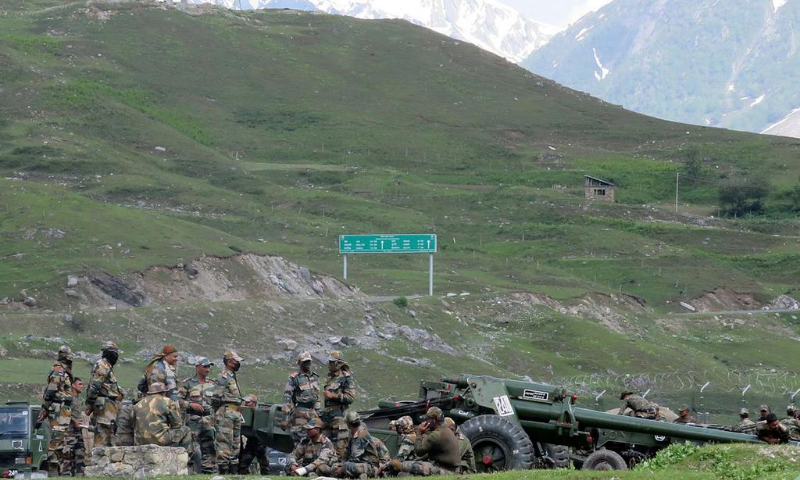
[390,416,417,461]
[731,408,756,434]
[178,356,216,474]
[388,407,460,477]
[41,345,74,476]
[140,344,180,401]
[321,351,356,458]
[132,382,193,453]
[756,413,790,444]
[283,351,321,445]
[288,417,337,477]
[86,341,123,448]
[62,377,86,476]
[672,405,697,424]
[115,397,136,447]
[212,350,245,474]
[757,405,771,422]
[332,411,389,478]
[780,405,800,441]
[239,394,269,475]
[617,391,657,419]
[444,417,475,474]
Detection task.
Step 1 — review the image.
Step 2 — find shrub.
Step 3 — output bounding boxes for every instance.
[393,296,408,308]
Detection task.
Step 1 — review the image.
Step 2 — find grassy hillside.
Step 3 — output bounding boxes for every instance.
[0,0,799,417]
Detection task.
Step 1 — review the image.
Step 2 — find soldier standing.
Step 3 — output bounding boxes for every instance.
[140,345,180,401]
[178,356,217,474]
[288,417,337,477]
[333,411,389,478]
[41,345,74,476]
[282,351,321,445]
[212,350,244,474]
[321,351,355,458]
[62,377,86,476]
[239,394,269,475]
[132,382,193,453]
[672,406,697,424]
[115,397,135,447]
[86,341,122,448]
[388,407,460,476]
[617,391,657,419]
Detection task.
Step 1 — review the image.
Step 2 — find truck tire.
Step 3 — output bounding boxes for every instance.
[459,414,534,472]
[582,449,628,471]
[544,443,570,468]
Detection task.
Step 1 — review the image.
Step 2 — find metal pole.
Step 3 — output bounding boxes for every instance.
[675,172,679,212]
[594,390,606,410]
[343,255,347,280]
[429,254,433,296]
[700,381,710,423]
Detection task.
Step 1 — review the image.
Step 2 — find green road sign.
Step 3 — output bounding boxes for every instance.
[339,234,437,254]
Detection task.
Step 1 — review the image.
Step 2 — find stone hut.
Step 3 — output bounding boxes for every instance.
[584,175,615,202]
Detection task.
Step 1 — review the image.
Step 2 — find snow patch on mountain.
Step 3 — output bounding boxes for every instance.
[750,94,766,107]
[592,47,609,81]
[575,26,594,41]
[773,0,787,13]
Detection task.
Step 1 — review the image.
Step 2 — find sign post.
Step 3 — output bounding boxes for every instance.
[339,234,437,296]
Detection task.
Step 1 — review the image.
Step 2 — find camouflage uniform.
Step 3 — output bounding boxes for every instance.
[283,352,321,445]
[178,371,216,473]
[41,346,74,475]
[733,417,757,434]
[114,402,135,446]
[393,408,460,477]
[755,419,790,444]
[618,393,657,419]
[321,351,356,458]
[147,359,179,401]
[780,417,800,441]
[212,351,244,473]
[288,419,337,476]
[335,423,389,478]
[444,417,474,474]
[132,383,193,453]
[87,343,122,448]
[239,394,268,475]
[61,386,86,476]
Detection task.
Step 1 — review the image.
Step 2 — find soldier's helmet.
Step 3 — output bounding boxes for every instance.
[759,404,770,413]
[223,350,243,362]
[147,382,167,395]
[304,417,324,430]
[425,407,443,420]
[297,351,313,363]
[739,407,749,415]
[619,391,633,400]
[344,410,361,425]
[787,405,797,415]
[678,405,689,413]
[444,417,456,431]
[102,341,120,352]
[393,415,414,434]
[57,345,74,362]
[328,351,346,364]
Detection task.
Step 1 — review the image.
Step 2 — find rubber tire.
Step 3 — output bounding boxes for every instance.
[459,414,534,471]
[582,449,628,471]
[544,443,570,469]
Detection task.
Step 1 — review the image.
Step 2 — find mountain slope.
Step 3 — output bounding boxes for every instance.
[522,0,800,136]
[181,0,556,61]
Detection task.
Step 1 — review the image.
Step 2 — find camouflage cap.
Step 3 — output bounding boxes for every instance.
[444,417,456,430]
[243,394,258,405]
[223,350,243,362]
[57,345,74,361]
[787,405,797,414]
[391,415,414,434]
[425,407,443,420]
[102,341,120,352]
[344,410,361,424]
[678,405,689,412]
[739,408,749,415]
[147,382,167,395]
[328,350,346,363]
[304,417,324,430]
[194,356,214,367]
[759,404,770,412]
[297,351,313,363]
[620,391,633,400]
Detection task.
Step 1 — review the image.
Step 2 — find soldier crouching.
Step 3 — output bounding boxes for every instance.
[132,382,194,453]
[327,411,388,478]
[387,408,460,477]
[288,417,336,477]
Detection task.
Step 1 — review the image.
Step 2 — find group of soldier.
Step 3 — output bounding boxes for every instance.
[41,343,475,478]
[618,391,800,443]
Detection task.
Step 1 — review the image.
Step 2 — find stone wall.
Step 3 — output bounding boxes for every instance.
[85,445,189,478]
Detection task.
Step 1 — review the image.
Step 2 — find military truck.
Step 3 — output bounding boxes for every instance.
[243,374,768,471]
[0,402,50,478]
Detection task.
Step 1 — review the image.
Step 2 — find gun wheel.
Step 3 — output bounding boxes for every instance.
[459,414,534,471]
[582,449,628,471]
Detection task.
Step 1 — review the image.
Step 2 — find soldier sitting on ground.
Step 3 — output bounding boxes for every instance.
[391,416,417,462]
[672,405,697,424]
[444,417,475,474]
[288,417,337,477]
[332,411,389,478]
[756,413,790,444]
[132,382,194,454]
[239,394,269,475]
[387,407,460,476]
[617,391,657,419]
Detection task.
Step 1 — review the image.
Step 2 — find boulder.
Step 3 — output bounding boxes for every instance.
[85,445,188,478]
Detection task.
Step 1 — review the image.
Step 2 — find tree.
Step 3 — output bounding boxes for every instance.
[717,176,770,217]
[682,145,704,183]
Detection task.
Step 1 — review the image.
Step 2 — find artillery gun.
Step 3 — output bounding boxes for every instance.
[243,374,767,471]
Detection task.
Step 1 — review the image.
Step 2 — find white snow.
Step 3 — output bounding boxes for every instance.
[727,84,735,92]
[750,94,766,107]
[592,47,610,81]
[762,107,800,133]
[575,25,594,41]
[704,118,711,125]
[773,0,788,13]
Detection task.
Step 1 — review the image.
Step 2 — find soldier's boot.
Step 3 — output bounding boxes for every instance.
[217,465,228,474]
